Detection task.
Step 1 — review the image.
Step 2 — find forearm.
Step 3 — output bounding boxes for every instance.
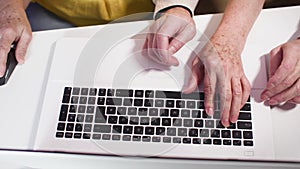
[214,0,265,50]
[0,0,29,10]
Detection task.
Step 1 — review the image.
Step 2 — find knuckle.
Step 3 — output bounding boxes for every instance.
[282,78,293,87]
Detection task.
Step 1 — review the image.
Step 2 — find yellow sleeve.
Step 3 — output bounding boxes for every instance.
[34,0,154,26]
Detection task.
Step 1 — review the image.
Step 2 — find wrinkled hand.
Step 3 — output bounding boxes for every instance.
[261,39,300,105]
[0,2,32,77]
[143,7,196,66]
[184,35,251,127]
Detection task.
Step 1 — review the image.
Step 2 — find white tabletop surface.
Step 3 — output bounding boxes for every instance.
[0,5,300,168]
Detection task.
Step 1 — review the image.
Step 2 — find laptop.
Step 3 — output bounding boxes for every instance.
[32,24,275,161]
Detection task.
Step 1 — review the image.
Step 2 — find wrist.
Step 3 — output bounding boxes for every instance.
[156,6,192,20]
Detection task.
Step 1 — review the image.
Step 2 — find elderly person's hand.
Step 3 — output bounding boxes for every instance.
[143,6,196,66]
[184,33,251,127]
[0,0,32,77]
[261,39,300,105]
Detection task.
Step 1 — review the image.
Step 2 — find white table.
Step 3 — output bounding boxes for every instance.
[0,5,300,169]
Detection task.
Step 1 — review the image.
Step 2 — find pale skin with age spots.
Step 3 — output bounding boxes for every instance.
[0,0,32,77]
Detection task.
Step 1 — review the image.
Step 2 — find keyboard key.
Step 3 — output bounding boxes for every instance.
[197,101,205,109]
[79,97,87,104]
[193,138,201,144]
[163,137,172,143]
[66,123,74,131]
[134,90,144,97]
[162,118,171,126]
[97,97,105,105]
[244,140,254,146]
[241,103,251,111]
[89,88,97,96]
[178,128,187,136]
[213,111,221,119]
[112,125,122,133]
[156,127,165,135]
[92,134,101,140]
[232,130,242,139]
[129,117,139,125]
[216,120,225,128]
[106,98,122,106]
[88,97,96,105]
[133,136,141,141]
[65,132,73,138]
[102,134,111,140]
[167,128,176,136]
[155,100,164,107]
[166,100,175,108]
[94,125,111,133]
[211,129,220,138]
[213,139,222,145]
[112,135,121,141]
[134,126,144,135]
[145,127,155,135]
[71,96,79,104]
[123,126,133,134]
[116,89,133,97]
[149,108,159,116]
[59,105,69,121]
[170,109,179,117]
[243,131,253,139]
[72,87,80,95]
[200,129,209,137]
[237,121,252,129]
[173,137,181,143]
[144,99,154,107]
[83,133,91,139]
[192,110,201,118]
[62,87,72,103]
[183,138,191,144]
[238,112,252,120]
[68,114,76,122]
[119,116,128,125]
[84,124,92,132]
[181,92,204,100]
[160,109,169,117]
[117,107,127,115]
[183,119,193,127]
[138,108,148,116]
[145,90,154,98]
[76,115,84,123]
[106,107,116,114]
[86,106,95,113]
[194,119,203,128]
[107,89,115,96]
[223,140,232,145]
[142,136,151,142]
[186,101,196,109]
[98,88,106,96]
[156,91,181,99]
[181,109,190,117]
[176,100,185,108]
[205,120,215,128]
[221,130,231,138]
[74,133,82,139]
[57,123,65,131]
[108,116,118,124]
[233,140,242,146]
[151,118,160,126]
[69,105,77,113]
[123,98,133,106]
[80,88,89,95]
[140,117,150,125]
[189,129,198,137]
[57,131,68,138]
[128,107,137,115]
[122,135,131,141]
[203,139,212,144]
[95,106,107,123]
[173,118,182,127]
[152,137,161,142]
[134,99,143,106]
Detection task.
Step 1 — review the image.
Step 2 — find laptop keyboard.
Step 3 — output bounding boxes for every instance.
[56,87,254,147]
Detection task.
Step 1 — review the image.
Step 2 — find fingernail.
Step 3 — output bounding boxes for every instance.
[261,94,268,100]
[169,46,176,54]
[206,108,214,116]
[222,119,229,127]
[269,99,278,105]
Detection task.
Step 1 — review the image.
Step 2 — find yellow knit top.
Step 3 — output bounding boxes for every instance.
[32,0,155,26]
